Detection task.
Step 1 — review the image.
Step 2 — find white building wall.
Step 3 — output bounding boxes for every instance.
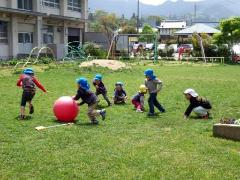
[66,11,82,19]
[41,7,60,16]
[0,0,8,7]
[18,23,34,32]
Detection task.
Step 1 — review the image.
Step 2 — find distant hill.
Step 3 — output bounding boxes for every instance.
[89,0,240,20]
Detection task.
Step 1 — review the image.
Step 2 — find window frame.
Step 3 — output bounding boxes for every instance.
[17,0,33,11]
[18,32,33,44]
[42,0,60,9]
[42,26,54,44]
[68,0,81,12]
[0,21,8,44]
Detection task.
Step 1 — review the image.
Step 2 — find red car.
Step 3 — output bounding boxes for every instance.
[232,54,240,63]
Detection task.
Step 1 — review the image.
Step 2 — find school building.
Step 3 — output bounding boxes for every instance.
[0,0,88,60]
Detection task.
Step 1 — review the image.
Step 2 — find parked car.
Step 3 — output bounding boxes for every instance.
[177,44,193,54]
[145,43,154,50]
[168,44,178,53]
[157,44,167,50]
[232,44,240,63]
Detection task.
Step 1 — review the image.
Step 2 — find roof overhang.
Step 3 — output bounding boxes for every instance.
[48,14,86,23]
[0,7,46,16]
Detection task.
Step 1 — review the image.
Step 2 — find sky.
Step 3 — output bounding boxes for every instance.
[139,0,204,6]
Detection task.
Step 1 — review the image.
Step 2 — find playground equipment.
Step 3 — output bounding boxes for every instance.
[14,46,55,69]
[63,41,87,61]
[107,33,159,62]
[53,96,79,123]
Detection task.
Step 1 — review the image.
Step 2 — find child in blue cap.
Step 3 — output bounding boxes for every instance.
[144,69,165,116]
[113,82,127,104]
[17,68,47,120]
[73,77,106,125]
[93,74,111,106]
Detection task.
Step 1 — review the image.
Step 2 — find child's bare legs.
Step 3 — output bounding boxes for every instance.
[20,106,25,119]
[29,101,34,114]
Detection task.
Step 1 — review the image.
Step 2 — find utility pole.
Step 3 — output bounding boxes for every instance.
[137,0,140,33]
[194,3,197,23]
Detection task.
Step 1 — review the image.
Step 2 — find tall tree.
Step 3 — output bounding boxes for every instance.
[213,17,240,45]
[139,24,156,43]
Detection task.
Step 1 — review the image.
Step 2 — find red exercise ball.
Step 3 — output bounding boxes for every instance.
[53,96,79,122]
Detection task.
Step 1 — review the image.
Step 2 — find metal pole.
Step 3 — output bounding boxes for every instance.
[137,0,140,33]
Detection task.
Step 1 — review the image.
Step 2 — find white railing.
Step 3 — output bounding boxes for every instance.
[160,57,225,64]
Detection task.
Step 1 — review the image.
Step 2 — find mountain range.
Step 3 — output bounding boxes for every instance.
[89,0,240,20]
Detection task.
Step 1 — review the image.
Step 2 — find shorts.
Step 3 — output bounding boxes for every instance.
[21,91,35,107]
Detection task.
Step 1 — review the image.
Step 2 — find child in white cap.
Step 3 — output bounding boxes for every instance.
[183,89,212,119]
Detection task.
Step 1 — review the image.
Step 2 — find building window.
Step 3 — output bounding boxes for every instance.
[18,0,32,10]
[0,21,8,44]
[18,33,33,43]
[68,0,81,12]
[42,0,60,9]
[43,26,54,44]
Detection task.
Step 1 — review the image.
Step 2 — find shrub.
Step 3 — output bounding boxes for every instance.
[83,42,107,58]
[217,45,231,58]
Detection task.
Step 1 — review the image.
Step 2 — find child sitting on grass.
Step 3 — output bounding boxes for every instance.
[73,77,106,125]
[144,69,165,116]
[17,68,47,120]
[132,85,147,113]
[93,74,111,106]
[183,89,212,119]
[113,82,127,104]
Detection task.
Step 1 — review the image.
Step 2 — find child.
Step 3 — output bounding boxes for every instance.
[144,69,165,116]
[132,85,147,113]
[93,74,111,106]
[183,89,212,119]
[113,82,127,104]
[17,68,47,120]
[73,77,106,125]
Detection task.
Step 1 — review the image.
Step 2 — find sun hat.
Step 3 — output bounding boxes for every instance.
[76,77,90,90]
[23,68,34,75]
[184,89,198,97]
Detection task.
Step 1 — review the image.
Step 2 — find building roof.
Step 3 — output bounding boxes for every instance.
[157,20,186,29]
[174,23,221,35]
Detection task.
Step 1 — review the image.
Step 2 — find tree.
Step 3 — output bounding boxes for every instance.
[213,17,240,45]
[139,24,156,43]
[99,13,119,44]
[120,26,137,34]
[192,33,213,57]
[88,10,119,44]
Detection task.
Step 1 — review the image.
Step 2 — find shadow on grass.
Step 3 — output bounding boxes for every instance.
[190,116,213,120]
[15,115,33,121]
[50,118,100,127]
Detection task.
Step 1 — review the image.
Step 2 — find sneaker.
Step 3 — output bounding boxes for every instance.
[147,113,155,117]
[100,109,106,120]
[91,119,99,125]
[136,109,143,113]
[29,105,34,114]
[160,109,166,113]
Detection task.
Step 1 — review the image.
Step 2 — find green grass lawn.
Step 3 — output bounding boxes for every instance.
[0,62,240,179]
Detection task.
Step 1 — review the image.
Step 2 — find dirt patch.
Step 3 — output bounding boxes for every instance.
[79,59,127,70]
